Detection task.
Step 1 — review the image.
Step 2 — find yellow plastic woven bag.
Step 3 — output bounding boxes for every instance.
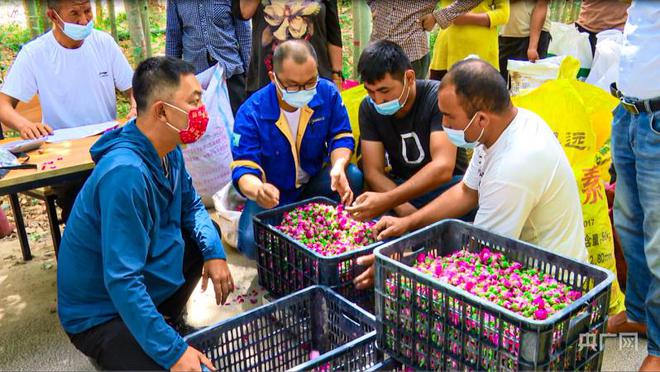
[512,57,625,315]
[340,84,368,164]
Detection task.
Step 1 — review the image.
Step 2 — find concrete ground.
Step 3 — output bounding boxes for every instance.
[0,214,649,371]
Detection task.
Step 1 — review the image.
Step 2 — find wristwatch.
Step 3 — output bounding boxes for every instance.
[331,70,345,81]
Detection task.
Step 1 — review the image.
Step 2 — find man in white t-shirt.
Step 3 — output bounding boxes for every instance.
[353,59,587,289]
[0,0,135,222]
[0,0,134,140]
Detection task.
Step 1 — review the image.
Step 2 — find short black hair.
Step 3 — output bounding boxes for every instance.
[357,40,412,84]
[272,39,318,73]
[47,0,63,10]
[132,56,196,115]
[441,59,511,116]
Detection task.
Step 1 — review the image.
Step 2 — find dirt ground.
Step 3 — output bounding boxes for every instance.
[0,196,649,370]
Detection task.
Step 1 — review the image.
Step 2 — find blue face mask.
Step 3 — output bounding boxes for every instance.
[443,112,484,149]
[55,11,93,41]
[369,76,411,116]
[275,76,317,109]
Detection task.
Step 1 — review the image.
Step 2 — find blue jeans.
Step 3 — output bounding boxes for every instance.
[237,164,364,259]
[611,104,660,357]
[391,174,476,222]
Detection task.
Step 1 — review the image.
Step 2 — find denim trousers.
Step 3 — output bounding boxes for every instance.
[611,103,660,356]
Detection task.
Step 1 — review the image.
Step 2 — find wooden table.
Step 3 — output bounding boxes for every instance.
[0,136,98,260]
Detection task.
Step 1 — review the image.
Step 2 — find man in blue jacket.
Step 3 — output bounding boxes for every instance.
[232,40,363,259]
[57,56,233,371]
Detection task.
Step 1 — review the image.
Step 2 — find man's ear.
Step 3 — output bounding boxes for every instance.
[268,71,275,83]
[477,111,491,129]
[46,9,60,26]
[407,69,416,83]
[154,101,167,122]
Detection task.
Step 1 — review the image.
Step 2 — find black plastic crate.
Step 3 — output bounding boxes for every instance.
[184,286,385,371]
[374,219,613,371]
[254,197,382,310]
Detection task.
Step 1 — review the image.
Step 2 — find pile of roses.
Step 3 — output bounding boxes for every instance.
[277,203,377,256]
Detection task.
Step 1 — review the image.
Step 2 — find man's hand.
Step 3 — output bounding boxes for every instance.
[171,346,215,372]
[353,254,375,290]
[255,183,280,209]
[201,259,235,306]
[421,13,436,31]
[346,192,390,221]
[330,163,354,205]
[374,215,412,240]
[17,121,52,139]
[527,48,540,62]
[332,76,344,91]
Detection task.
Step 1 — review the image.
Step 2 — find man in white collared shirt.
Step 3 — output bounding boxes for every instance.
[609,1,660,370]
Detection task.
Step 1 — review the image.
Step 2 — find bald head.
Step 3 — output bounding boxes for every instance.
[440,59,511,117]
[272,40,318,74]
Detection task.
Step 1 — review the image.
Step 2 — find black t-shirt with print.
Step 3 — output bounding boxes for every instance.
[359,80,468,180]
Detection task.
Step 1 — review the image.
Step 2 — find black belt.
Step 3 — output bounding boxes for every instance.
[610,83,660,115]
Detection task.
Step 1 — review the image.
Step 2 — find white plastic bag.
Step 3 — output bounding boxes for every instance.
[507,56,565,95]
[183,63,235,206]
[548,22,593,71]
[585,30,623,92]
[212,182,246,248]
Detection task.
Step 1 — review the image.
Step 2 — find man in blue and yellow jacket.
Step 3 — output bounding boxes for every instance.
[232,40,363,259]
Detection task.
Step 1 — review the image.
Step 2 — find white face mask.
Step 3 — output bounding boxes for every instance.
[54,10,94,41]
[443,112,485,149]
[274,75,318,109]
[368,73,412,116]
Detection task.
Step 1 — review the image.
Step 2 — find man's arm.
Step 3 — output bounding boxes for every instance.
[361,140,418,217]
[235,0,260,20]
[376,181,478,240]
[234,17,252,72]
[0,93,52,138]
[452,0,509,28]
[528,0,550,62]
[325,0,344,89]
[98,166,188,369]
[326,85,356,204]
[0,48,53,139]
[428,0,483,29]
[179,154,226,262]
[165,0,183,58]
[385,131,457,209]
[231,108,281,208]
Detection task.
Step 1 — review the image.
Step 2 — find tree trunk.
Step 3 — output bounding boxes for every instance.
[124,0,147,64]
[94,0,104,22]
[351,0,371,80]
[138,0,152,58]
[23,0,40,38]
[39,0,51,33]
[108,0,118,42]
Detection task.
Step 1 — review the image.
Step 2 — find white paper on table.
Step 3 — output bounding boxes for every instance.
[45,121,119,143]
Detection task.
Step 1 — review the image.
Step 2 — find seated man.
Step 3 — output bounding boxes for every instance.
[232,39,362,259]
[346,40,468,221]
[353,58,587,289]
[0,0,135,220]
[57,57,233,371]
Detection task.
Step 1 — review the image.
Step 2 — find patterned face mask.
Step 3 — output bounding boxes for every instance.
[163,102,209,144]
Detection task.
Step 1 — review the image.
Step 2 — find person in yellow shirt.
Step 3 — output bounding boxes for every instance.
[429,0,510,81]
